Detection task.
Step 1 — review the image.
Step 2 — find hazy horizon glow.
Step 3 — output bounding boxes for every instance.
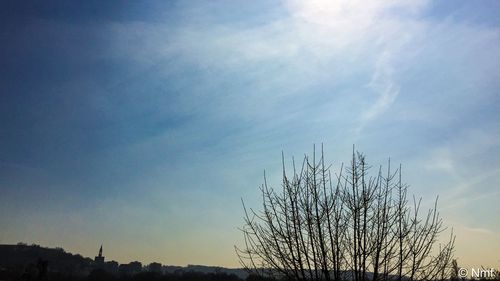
[0,0,499,268]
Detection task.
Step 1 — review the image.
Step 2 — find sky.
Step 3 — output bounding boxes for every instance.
[0,0,499,269]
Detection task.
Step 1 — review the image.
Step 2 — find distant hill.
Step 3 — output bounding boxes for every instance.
[0,243,93,276]
[0,243,249,279]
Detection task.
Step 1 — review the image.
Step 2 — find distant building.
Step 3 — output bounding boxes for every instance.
[94,245,104,267]
[119,261,142,275]
[148,262,162,273]
[104,261,119,274]
[163,265,183,274]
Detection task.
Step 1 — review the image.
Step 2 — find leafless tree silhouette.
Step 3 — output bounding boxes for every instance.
[236,146,455,281]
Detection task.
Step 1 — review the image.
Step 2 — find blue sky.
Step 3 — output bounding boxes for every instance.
[0,0,499,268]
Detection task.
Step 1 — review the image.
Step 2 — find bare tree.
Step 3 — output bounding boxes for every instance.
[236,146,455,281]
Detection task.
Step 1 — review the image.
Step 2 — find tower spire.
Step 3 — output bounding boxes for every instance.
[94,244,105,265]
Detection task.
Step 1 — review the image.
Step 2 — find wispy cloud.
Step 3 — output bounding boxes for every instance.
[356,51,400,136]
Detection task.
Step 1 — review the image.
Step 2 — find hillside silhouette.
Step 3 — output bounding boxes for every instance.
[0,243,248,281]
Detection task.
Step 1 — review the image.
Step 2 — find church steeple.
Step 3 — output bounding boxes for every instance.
[95,244,105,265]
